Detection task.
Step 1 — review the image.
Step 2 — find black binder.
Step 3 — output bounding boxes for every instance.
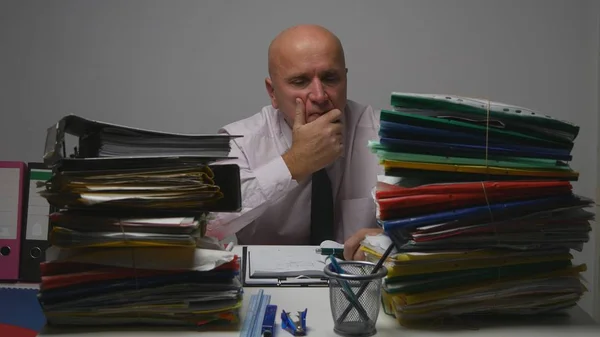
[19,162,57,282]
[42,115,243,214]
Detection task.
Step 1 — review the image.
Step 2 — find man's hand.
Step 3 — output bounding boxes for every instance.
[343,228,384,261]
[282,98,343,182]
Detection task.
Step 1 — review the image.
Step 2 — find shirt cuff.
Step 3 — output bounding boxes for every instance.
[253,155,298,203]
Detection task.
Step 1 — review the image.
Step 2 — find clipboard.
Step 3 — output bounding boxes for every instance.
[241,246,329,287]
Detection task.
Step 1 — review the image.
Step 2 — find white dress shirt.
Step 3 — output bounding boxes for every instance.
[205,100,383,245]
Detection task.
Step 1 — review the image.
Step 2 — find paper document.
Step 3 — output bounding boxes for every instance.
[45,246,235,271]
[43,114,239,166]
[247,246,330,278]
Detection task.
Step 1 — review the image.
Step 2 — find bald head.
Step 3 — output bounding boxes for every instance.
[264,24,348,126]
[268,24,346,78]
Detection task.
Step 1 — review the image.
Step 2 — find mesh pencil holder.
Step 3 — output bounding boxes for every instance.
[323,260,388,337]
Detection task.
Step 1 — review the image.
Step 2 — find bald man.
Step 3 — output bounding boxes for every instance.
[207,25,382,260]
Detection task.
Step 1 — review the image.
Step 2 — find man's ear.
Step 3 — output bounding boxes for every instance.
[265,77,278,109]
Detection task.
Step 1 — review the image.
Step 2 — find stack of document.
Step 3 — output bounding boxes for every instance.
[361,93,593,326]
[35,115,244,328]
[45,115,235,159]
[93,127,232,157]
[38,245,241,326]
[46,213,208,249]
[39,157,228,212]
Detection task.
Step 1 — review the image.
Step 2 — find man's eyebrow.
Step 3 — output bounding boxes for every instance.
[285,69,342,81]
[320,69,343,76]
[321,70,338,76]
[285,73,308,81]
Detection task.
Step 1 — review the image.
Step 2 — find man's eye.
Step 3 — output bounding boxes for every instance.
[291,79,306,85]
[323,76,339,83]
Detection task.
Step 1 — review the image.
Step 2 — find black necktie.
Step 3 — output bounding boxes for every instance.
[310,168,334,245]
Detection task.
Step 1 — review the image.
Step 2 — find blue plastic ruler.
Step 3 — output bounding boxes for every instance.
[240,289,271,337]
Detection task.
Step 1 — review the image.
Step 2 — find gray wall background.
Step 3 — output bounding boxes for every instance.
[1,0,599,320]
[595,0,600,320]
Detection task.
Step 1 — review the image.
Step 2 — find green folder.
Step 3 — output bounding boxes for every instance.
[389,92,579,143]
[368,141,573,171]
[380,109,572,150]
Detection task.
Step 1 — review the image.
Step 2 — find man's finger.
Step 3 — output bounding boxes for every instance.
[353,249,366,261]
[343,245,355,261]
[331,123,343,135]
[343,234,362,261]
[343,228,384,261]
[294,98,306,127]
[324,108,342,123]
[337,136,344,153]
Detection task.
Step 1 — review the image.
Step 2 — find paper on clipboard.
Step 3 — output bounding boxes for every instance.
[244,246,332,286]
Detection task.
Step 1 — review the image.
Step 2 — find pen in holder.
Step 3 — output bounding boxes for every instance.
[323,258,388,337]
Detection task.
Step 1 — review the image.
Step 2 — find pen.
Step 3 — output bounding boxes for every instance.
[328,255,371,323]
[316,247,345,259]
[225,241,235,252]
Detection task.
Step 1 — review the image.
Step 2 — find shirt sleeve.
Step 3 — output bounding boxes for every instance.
[360,105,384,177]
[205,132,298,240]
[367,107,384,227]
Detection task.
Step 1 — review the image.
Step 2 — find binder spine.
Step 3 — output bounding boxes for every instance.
[77,132,102,158]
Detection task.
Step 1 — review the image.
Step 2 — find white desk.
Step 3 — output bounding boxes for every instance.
[37,286,599,337]
[5,245,600,336]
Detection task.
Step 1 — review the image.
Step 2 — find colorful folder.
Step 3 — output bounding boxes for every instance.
[0,161,26,281]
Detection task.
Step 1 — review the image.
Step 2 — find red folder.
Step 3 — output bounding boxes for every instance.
[376,180,572,199]
[0,162,26,281]
[39,258,239,290]
[376,181,573,220]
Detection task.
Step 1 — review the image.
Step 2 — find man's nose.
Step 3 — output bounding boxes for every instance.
[307,79,328,105]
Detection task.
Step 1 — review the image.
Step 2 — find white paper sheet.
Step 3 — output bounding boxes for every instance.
[45,246,235,271]
[247,245,329,278]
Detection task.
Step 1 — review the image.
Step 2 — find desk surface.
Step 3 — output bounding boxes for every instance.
[37,287,599,337]
[2,245,599,337]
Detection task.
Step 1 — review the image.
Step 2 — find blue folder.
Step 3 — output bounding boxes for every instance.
[39,269,237,305]
[378,120,571,150]
[380,195,588,231]
[378,137,572,161]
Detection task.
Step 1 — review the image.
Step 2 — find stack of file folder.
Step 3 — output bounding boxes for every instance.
[361,93,593,327]
[35,115,244,329]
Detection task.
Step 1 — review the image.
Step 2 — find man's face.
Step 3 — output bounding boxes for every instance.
[266,40,347,125]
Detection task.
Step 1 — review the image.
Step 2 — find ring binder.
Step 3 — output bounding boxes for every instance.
[0,161,26,282]
[19,162,56,282]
